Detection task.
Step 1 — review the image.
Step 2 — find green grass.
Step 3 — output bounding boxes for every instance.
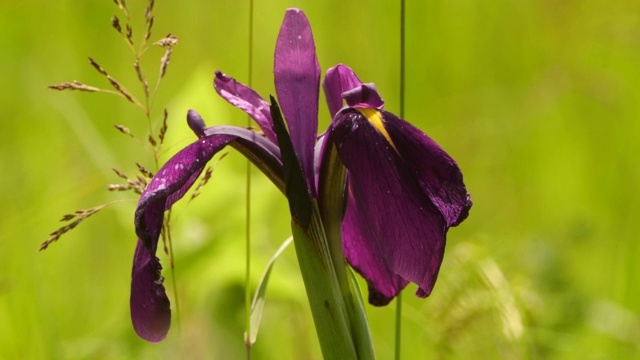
[1,0,639,358]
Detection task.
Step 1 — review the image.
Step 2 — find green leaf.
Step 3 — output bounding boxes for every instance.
[346,266,376,359]
[290,220,359,360]
[269,96,313,229]
[245,236,294,346]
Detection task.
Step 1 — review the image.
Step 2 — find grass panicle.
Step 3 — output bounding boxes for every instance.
[87,57,143,109]
[44,0,182,335]
[40,204,110,251]
[108,166,153,195]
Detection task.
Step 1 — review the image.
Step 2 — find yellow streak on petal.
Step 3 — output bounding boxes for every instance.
[357,108,398,152]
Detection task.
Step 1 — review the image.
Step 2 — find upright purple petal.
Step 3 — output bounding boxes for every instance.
[332,109,455,303]
[214,71,278,144]
[274,8,320,195]
[323,64,364,117]
[323,64,385,118]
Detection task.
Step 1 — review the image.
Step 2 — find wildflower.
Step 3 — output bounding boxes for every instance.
[323,65,472,305]
[130,8,471,343]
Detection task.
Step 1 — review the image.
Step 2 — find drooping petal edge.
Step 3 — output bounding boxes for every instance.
[130,240,171,343]
[331,109,458,304]
[132,112,285,342]
[381,111,472,227]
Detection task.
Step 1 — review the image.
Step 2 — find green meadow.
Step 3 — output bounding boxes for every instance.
[1,0,638,358]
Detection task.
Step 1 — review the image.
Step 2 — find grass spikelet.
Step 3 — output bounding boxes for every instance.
[113,0,129,18]
[154,34,178,48]
[126,24,133,46]
[114,124,134,137]
[159,45,173,79]
[158,108,168,144]
[40,205,108,251]
[136,162,154,179]
[112,167,128,180]
[88,57,108,76]
[107,184,131,191]
[111,168,147,194]
[88,57,144,109]
[111,16,122,33]
[48,81,101,92]
[134,59,149,97]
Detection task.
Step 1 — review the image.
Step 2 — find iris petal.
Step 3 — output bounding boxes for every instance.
[130,240,171,343]
[381,111,472,227]
[323,64,385,117]
[274,8,320,196]
[323,64,364,117]
[214,71,277,144]
[332,109,463,304]
[132,112,285,342]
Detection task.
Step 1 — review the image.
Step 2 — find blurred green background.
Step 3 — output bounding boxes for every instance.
[1,0,639,358]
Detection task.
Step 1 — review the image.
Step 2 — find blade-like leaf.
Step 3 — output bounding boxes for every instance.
[290,220,359,359]
[245,236,294,345]
[346,266,376,359]
[269,95,313,229]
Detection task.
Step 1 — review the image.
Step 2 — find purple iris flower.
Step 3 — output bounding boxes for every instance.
[130,8,471,342]
[323,65,471,305]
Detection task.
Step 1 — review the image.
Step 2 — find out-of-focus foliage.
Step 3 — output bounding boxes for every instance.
[1,0,638,359]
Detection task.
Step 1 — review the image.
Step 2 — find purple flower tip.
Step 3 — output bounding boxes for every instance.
[187,109,207,138]
[342,83,385,110]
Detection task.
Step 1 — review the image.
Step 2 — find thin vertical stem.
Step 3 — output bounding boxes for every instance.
[165,210,181,334]
[245,0,254,359]
[399,0,406,120]
[395,1,406,359]
[395,292,403,359]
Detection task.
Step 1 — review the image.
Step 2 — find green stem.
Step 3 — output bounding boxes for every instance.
[291,215,359,360]
[395,292,402,360]
[396,1,406,358]
[244,0,254,358]
[165,210,181,335]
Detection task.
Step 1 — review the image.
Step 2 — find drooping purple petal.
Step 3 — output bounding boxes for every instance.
[132,112,285,342]
[382,111,472,227]
[274,8,320,196]
[130,240,171,343]
[135,131,235,245]
[331,109,455,304]
[214,71,278,144]
[341,190,409,305]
